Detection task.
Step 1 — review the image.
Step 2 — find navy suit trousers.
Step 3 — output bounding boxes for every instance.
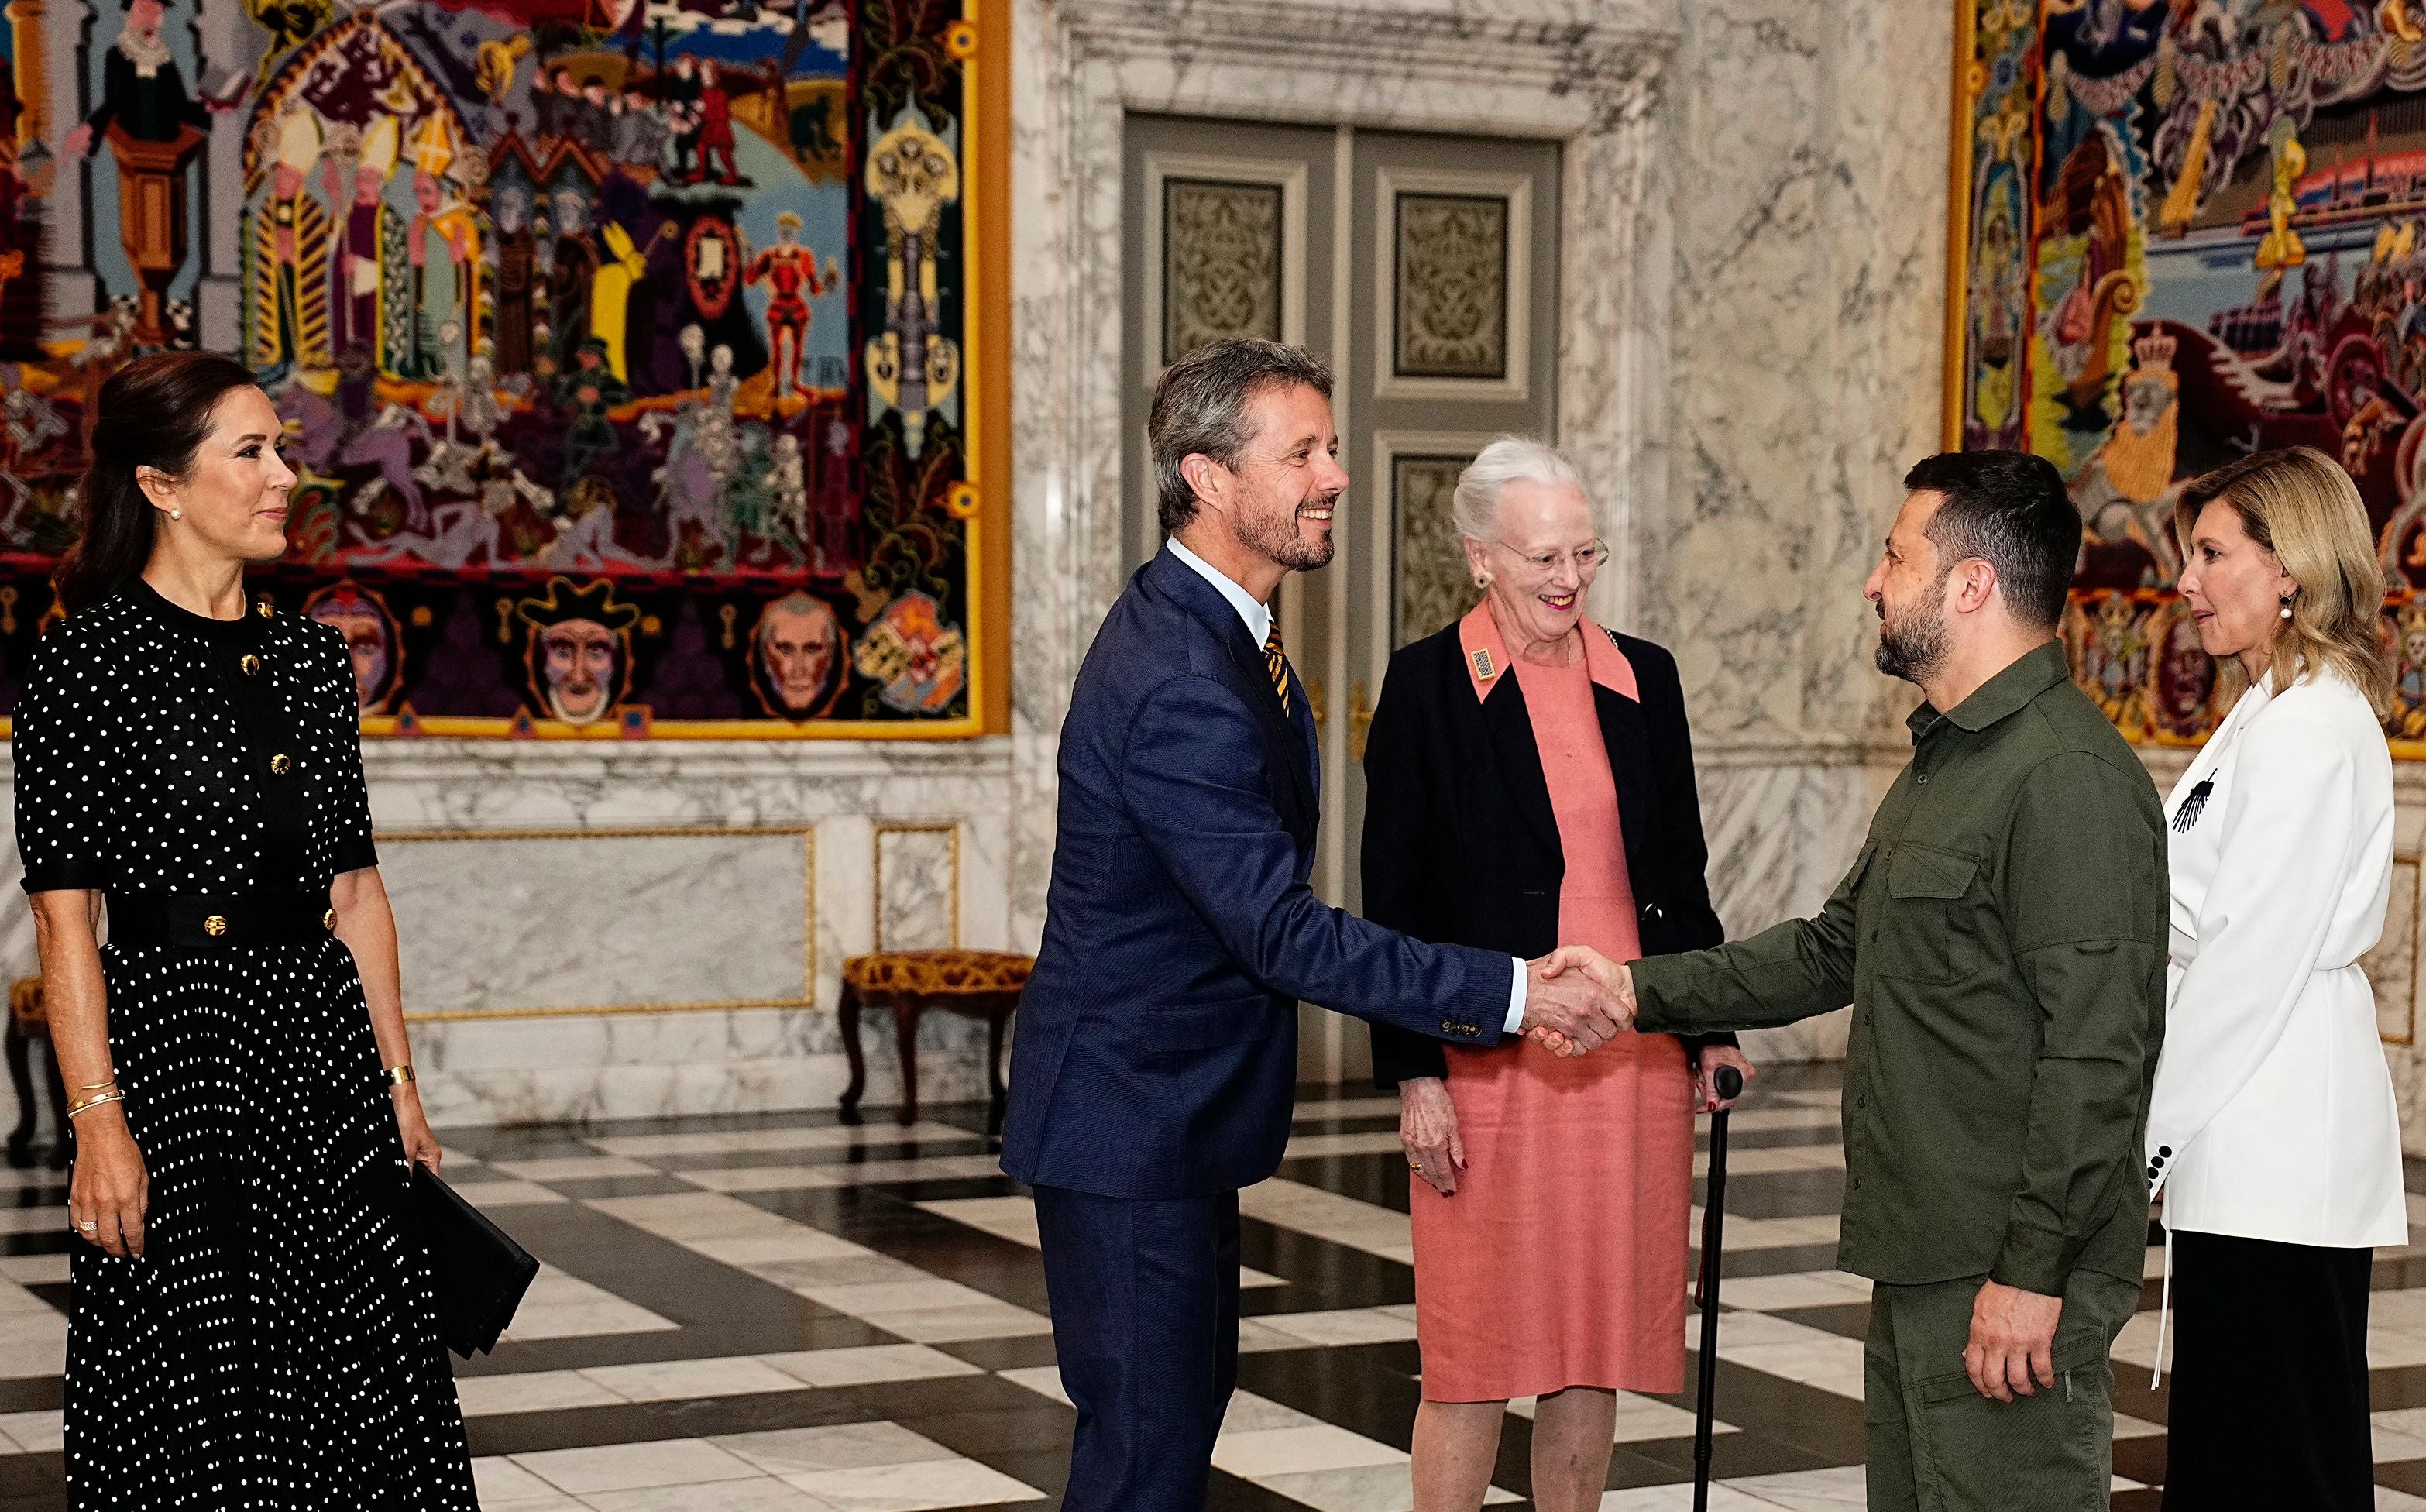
[1033,1184,1242,1512]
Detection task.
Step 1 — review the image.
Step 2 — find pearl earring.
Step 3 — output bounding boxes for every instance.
[2280,596,2294,620]
[169,509,182,521]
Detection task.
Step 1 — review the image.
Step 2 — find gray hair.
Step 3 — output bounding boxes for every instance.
[1452,436,1583,543]
[1149,338,1335,536]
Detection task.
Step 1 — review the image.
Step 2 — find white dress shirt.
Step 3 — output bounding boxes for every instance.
[1163,539,1529,1035]
[2146,666,2406,1248]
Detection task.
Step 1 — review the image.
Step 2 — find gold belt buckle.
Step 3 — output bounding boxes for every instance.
[202,915,228,938]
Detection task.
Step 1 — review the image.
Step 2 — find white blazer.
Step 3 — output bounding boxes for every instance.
[2146,666,2406,1249]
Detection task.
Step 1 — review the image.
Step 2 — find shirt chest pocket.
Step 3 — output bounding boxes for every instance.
[1874,843,1981,985]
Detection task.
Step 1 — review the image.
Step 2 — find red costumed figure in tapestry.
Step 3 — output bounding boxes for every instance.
[693,58,740,185]
[745,210,838,399]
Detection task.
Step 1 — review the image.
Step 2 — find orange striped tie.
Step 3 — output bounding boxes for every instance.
[1263,620,1290,716]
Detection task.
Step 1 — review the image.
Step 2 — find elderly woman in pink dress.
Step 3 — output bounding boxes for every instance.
[1362,438,1754,1510]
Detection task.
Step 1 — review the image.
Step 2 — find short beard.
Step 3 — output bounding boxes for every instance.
[1237,493,1337,572]
[1874,572,1951,685]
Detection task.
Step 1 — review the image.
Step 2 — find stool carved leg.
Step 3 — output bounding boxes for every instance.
[893,1002,923,1127]
[838,980,867,1123]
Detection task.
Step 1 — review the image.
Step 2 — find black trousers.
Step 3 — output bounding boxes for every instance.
[1032,1185,1242,1512]
[2161,1230,2373,1510]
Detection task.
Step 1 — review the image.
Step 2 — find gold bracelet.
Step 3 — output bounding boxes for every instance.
[66,1091,124,1119]
[384,1064,416,1087]
[73,1077,117,1093]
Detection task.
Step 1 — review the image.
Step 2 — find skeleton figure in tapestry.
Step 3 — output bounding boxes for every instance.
[0,375,68,541]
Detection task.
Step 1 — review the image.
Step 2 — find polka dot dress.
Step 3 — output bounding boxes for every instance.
[12,581,476,1509]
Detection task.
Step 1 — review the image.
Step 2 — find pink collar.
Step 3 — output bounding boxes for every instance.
[1456,603,1637,703]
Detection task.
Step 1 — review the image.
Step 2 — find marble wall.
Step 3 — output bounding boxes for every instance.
[0,0,1982,1125]
[1612,0,1956,1061]
[0,741,1019,1127]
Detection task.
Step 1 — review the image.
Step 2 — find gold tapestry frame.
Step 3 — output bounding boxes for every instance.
[0,0,1012,744]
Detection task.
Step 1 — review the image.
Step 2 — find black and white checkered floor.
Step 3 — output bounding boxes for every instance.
[0,1064,2424,1508]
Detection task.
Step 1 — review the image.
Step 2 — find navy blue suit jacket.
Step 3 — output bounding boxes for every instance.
[1002,548,1512,1198]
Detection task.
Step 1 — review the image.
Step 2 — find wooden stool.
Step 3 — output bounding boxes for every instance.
[837,950,1032,1126]
[5,978,67,1170]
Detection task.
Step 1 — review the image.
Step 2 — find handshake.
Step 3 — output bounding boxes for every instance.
[1519,947,1640,1057]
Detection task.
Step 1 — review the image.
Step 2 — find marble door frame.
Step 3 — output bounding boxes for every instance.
[1009,0,1681,735]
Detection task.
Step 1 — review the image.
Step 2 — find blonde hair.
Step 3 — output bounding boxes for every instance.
[2172,445,2392,710]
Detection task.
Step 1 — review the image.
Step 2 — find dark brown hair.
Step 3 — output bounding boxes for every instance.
[56,352,261,614]
[1901,448,2078,631]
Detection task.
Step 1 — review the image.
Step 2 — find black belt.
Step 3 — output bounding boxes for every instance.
[106,892,338,949]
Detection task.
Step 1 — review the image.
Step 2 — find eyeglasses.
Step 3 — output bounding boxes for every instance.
[1491,538,1610,577]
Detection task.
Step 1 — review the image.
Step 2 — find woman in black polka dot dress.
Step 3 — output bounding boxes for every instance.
[13,353,476,1507]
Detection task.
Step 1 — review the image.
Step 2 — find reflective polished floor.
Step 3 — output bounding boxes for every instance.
[1,1064,2424,1507]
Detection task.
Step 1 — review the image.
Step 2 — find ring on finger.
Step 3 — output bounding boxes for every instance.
[74,1219,97,1233]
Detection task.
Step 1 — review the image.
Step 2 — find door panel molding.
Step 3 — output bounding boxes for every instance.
[1372,167,1533,404]
[1371,428,1504,665]
[1140,151,1311,373]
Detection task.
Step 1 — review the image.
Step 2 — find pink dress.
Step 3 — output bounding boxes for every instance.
[1408,610,1696,1401]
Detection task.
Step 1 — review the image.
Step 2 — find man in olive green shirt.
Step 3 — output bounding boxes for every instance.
[1556,452,2166,1510]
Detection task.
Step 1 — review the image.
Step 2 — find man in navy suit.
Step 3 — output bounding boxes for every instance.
[1003,338,1632,1510]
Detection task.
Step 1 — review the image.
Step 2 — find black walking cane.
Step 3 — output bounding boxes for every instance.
[1692,1064,1744,1512]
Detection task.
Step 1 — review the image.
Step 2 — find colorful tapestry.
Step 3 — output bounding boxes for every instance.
[1947,0,2426,752]
[0,0,993,735]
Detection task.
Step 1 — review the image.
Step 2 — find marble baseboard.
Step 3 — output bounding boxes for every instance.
[415,1007,996,1128]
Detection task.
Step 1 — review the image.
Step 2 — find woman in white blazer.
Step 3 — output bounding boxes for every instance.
[2149,445,2402,1510]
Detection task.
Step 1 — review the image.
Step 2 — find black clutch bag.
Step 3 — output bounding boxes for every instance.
[411,1165,541,1359]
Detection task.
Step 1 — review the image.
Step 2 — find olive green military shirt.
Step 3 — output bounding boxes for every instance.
[1634,641,2166,1294]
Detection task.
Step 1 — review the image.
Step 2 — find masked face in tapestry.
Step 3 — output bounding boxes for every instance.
[138,386,297,565]
[310,599,394,710]
[756,595,844,717]
[2159,613,2213,722]
[1180,381,1342,575]
[2177,498,2297,667]
[1864,490,1956,685]
[1462,479,1599,658]
[540,619,619,723]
